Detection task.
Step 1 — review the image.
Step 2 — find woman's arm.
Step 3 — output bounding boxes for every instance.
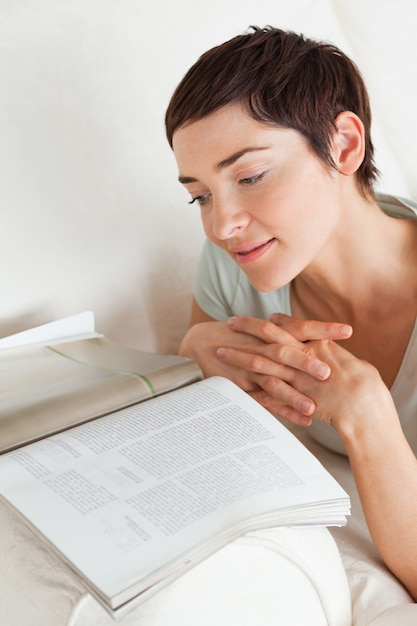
[347,399,417,601]
[286,339,417,601]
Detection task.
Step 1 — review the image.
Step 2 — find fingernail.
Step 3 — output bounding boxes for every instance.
[316,363,331,379]
[227,316,237,326]
[217,347,227,358]
[299,415,312,426]
[339,324,352,337]
[300,400,314,414]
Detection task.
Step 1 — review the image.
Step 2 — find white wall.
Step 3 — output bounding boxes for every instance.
[0,0,415,352]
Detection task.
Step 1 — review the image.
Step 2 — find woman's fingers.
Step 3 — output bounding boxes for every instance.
[228,313,352,344]
[216,342,331,380]
[216,346,318,417]
[249,388,314,427]
[269,313,352,342]
[227,315,303,346]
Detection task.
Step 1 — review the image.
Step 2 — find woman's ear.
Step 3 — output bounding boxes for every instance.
[332,111,365,176]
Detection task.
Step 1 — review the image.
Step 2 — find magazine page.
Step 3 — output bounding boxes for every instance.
[0,377,350,617]
[0,337,201,454]
[55,336,202,396]
[0,311,99,349]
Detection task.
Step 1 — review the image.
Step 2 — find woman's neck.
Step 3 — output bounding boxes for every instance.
[290,194,417,325]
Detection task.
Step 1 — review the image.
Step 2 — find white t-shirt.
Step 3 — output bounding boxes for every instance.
[194,193,417,455]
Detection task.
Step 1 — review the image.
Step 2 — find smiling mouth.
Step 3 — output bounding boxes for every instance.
[233,238,275,263]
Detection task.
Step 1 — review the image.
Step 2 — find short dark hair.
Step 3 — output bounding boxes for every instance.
[165,26,379,195]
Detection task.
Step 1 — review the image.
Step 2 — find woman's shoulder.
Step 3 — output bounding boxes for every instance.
[377,193,417,219]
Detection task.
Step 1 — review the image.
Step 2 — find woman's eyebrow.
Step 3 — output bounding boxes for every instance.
[216,146,269,170]
[178,146,270,183]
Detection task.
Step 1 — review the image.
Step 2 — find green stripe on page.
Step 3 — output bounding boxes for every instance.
[46,345,157,396]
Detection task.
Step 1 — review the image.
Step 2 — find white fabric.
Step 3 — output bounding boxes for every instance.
[290,424,417,625]
[0,498,351,626]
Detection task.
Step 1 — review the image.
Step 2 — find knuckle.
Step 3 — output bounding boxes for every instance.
[300,319,313,334]
[261,378,302,411]
[261,376,285,395]
[298,344,317,368]
[290,318,313,337]
[247,354,265,372]
[271,343,287,361]
[321,338,334,348]
[307,338,332,352]
[284,385,300,406]
[259,319,276,339]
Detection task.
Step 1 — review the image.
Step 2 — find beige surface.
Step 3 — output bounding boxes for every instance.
[291,425,416,625]
[0,500,351,626]
[1,426,416,626]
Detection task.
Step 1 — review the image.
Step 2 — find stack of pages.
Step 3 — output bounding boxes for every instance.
[0,312,350,619]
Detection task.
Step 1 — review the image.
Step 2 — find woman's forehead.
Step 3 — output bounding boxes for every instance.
[172,105,297,159]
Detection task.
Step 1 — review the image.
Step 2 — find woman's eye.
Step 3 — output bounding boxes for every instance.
[188,194,210,207]
[239,171,267,186]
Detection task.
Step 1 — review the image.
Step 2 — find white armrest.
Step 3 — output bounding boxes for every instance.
[1,496,351,626]
[74,527,352,626]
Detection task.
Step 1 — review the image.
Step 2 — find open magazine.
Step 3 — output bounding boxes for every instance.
[0,312,202,453]
[0,313,350,619]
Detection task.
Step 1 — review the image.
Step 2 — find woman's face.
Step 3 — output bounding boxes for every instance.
[172,104,342,292]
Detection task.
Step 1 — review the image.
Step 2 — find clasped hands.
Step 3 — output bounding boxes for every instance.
[183,313,386,431]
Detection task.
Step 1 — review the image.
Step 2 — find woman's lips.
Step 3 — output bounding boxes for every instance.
[232,238,275,264]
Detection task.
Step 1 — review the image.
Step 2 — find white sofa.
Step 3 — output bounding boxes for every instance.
[0,1,416,624]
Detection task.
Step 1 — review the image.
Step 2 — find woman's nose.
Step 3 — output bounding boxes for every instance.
[211,197,250,240]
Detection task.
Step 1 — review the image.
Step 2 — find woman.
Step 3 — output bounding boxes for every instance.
[165,26,417,598]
